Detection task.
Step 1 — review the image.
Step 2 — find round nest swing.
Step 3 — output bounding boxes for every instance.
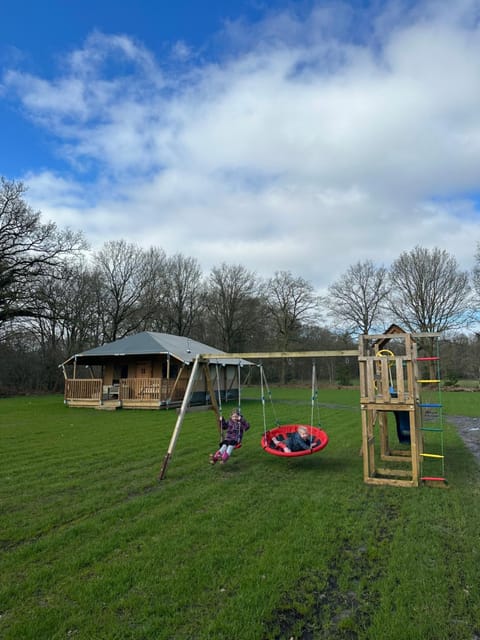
[261,424,329,458]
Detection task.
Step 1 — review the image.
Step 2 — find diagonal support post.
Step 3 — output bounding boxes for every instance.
[159,355,201,481]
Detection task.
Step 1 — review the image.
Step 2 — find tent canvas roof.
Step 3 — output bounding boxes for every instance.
[61,332,252,366]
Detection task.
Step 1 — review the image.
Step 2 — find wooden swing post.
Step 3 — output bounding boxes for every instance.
[159,355,201,481]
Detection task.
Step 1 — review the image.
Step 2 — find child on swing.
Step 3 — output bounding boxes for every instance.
[210,410,250,464]
[272,425,318,453]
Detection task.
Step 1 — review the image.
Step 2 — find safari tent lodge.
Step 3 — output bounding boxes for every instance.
[60,332,250,410]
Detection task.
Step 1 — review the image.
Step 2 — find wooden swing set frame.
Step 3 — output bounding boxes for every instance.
[158,348,357,480]
[158,332,446,488]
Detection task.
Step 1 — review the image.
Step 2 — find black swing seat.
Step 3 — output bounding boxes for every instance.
[261,424,329,458]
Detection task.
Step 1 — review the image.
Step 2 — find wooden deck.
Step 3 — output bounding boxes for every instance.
[64,377,188,409]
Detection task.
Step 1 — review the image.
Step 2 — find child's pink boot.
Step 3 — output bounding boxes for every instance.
[209,451,221,464]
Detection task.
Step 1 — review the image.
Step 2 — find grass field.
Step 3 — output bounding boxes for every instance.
[1,390,480,639]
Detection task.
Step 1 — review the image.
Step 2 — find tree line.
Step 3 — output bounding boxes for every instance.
[1,177,480,394]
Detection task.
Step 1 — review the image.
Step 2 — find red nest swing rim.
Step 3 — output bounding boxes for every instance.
[261,424,329,458]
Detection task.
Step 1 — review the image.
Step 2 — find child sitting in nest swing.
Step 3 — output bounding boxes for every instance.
[210,410,250,464]
[272,425,319,453]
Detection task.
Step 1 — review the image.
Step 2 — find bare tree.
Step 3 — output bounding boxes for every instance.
[59,262,104,353]
[0,258,101,391]
[0,177,86,325]
[29,259,102,356]
[263,271,319,383]
[388,246,471,334]
[471,242,480,312]
[204,263,260,352]
[264,271,319,349]
[324,260,390,336]
[94,241,165,342]
[150,253,204,336]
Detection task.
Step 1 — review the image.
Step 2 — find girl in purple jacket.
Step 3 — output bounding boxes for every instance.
[210,410,250,464]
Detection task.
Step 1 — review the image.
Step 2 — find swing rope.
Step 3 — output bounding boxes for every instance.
[237,361,242,415]
[215,361,223,438]
[214,359,244,449]
[310,362,315,428]
[260,364,280,441]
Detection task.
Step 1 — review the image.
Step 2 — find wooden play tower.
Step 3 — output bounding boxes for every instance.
[358,327,445,488]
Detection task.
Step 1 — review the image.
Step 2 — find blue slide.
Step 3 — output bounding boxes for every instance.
[394,411,411,444]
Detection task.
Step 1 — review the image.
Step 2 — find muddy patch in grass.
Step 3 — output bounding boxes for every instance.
[262,501,399,639]
[448,415,480,464]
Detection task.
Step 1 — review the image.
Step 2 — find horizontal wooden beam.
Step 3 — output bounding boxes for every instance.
[361,332,441,340]
[200,350,358,361]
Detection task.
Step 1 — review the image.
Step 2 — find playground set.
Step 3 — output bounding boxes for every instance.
[358,329,445,488]
[159,328,446,488]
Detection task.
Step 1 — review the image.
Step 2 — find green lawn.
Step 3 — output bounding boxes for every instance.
[1,391,479,639]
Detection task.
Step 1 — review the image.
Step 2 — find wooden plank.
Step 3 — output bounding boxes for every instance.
[409,406,420,485]
[199,350,358,360]
[121,400,161,409]
[381,360,390,400]
[385,448,412,457]
[379,411,389,458]
[363,332,440,340]
[366,359,376,401]
[395,357,406,400]
[361,409,374,481]
[364,477,416,488]
[65,399,99,407]
[361,402,415,411]
[376,468,413,477]
[380,454,412,463]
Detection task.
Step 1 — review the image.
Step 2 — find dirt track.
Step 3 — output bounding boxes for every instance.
[448,415,480,464]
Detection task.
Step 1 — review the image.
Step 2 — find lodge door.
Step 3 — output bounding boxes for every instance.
[136,361,152,378]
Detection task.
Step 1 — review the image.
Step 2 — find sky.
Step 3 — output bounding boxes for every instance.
[1,0,480,295]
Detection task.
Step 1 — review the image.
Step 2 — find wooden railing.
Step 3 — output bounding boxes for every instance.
[120,378,163,400]
[120,378,188,402]
[358,355,414,404]
[64,377,189,404]
[65,379,102,401]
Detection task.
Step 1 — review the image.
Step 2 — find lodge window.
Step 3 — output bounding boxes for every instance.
[162,362,179,379]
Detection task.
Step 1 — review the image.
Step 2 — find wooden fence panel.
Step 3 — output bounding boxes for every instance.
[65,379,102,400]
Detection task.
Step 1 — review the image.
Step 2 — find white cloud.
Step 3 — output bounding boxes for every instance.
[3,0,480,294]
[170,40,193,61]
